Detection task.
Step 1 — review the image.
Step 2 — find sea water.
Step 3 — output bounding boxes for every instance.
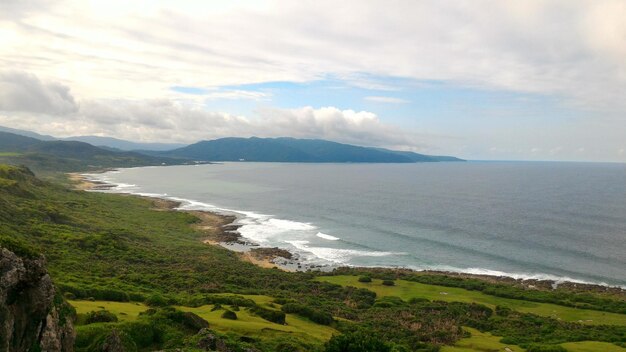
[87,161,626,287]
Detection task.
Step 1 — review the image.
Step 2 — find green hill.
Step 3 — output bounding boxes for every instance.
[0,131,187,175]
[160,136,464,163]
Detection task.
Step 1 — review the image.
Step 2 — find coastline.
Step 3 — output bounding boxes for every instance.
[70,170,626,294]
[73,170,309,272]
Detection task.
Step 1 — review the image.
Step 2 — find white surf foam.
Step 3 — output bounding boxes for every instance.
[408,264,623,288]
[238,217,317,243]
[286,240,405,264]
[316,232,340,241]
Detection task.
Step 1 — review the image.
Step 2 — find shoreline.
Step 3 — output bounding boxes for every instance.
[70,170,626,293]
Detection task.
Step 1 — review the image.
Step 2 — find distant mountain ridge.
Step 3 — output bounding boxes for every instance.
[160,137,464,163]
[63,136,187,151]
[0,125,464,163]
[0,131,186,173]
[0,125,186,151]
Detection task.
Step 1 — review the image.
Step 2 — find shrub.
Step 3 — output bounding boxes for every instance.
[408,297,429,304]
[495,305,512,317]
[85,310,118,324]
[145,294,168,307]
[221,310,237,320]
[281,303,334,325]
[527,345,567,352]
[358,276,372,283]
[325,331,391,352]
[382,280,395,286]
[249,305,286,325]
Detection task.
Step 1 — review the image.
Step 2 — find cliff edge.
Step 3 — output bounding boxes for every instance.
[0,246,75,352]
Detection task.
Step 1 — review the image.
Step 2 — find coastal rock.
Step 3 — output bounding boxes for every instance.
[196,328,233,352]
[196,329,219,350]
[0,246,75,352]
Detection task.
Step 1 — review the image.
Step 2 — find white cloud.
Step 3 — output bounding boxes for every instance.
[1,1,625,161]
[364,96,409,104]
[2,0,625,109]
[0,71,78,115]
[0,87,423,150]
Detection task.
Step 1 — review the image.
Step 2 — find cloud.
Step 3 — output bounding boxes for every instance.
[0,91,421,150]
[0,71,78,115]
[364,96,409,104]
[0,71,422,149]
[256,106,421,149]
[1,1,625,161]
[2,0,625,111]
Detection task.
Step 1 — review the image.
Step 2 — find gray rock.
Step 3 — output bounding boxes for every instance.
[101,330,124,352]
[0,247,75,351]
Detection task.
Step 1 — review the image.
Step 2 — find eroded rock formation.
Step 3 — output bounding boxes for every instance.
[0,247,75,352]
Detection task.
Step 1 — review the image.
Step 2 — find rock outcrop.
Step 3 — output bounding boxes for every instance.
[0,246,75,352]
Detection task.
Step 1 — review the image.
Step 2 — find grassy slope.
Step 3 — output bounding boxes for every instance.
[179,305,337,343]
[561,341,626,352]
[69,300,148,321]
[69,296,337,345]
[317,276,626,326]
[442,327,626,352]
[441,327,525,352]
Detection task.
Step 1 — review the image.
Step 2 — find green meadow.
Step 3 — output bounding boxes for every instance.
[70,295,337,346]
[316,276,626,326]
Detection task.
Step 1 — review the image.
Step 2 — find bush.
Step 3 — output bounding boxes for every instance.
[325,331,391,352]
[527,345,567,352]
[145,294,168,307]
[249,305,286,325]
[84,310,118,324]
[408,297,429,304]
[358,276,372,283]
[382,280,395,286]
[221,310,237,320]
[495,305,512,317]
[281,303,334,325]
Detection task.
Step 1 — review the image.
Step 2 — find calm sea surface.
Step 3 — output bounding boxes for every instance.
[89,162,626,286]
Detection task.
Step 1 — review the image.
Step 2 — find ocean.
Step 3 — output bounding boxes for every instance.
[86,161,626,287]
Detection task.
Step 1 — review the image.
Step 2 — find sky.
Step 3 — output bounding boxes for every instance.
[0,0,625,162]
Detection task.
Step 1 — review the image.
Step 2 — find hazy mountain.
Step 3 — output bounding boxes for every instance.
[372,148,464,162]
[0,125,187,151]
[0,131,186,172]
[63,135,187,151]
[0,126,463,162]
[0,125,56,141]
[161,137,463,163]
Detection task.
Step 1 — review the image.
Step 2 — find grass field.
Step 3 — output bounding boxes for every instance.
[69,300,148,321]
[316,276,626,326]
[441,327,524,352]
[178,304,337,343]
[560,341,626,352]
[69,295,337,344]
[441,328,626,352]
[179,294,337,343]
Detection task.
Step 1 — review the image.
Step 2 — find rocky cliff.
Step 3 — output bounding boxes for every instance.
[0,246,75,352]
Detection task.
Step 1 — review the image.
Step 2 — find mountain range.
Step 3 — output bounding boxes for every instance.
[0,125,185,151]
[158,137,463,163]
[0,125,464,167]
[0,131,186,173]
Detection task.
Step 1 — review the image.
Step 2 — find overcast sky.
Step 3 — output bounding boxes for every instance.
[1,0,625,161]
